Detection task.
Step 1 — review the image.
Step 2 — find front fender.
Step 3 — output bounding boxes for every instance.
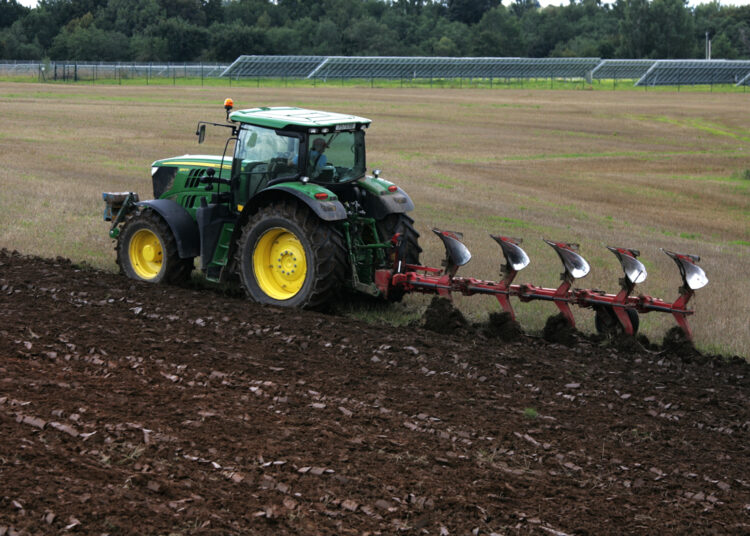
[137,199,200,259]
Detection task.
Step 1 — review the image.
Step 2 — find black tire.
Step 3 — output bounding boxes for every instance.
[376,213,421,302]
[117,208,194,285]
[594,305,639,336]
[236,199,347,309]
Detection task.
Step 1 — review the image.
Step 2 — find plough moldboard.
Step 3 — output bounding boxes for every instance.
[376,229,709,341]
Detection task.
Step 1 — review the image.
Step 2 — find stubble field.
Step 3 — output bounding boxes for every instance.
[0,82,747,355]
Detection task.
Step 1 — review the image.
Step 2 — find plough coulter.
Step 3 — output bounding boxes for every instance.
[377,230,709,341]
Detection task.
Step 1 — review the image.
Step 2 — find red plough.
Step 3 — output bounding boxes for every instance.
[377,230,709,341]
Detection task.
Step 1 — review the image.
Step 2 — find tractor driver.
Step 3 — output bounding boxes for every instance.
[290,137,328,177]
[308,137,328,173]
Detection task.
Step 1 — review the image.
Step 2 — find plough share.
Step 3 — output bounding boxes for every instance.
[376,230,709,341]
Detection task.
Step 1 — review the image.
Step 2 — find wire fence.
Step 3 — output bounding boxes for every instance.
[1,58,749,88]
[0,61,229,85]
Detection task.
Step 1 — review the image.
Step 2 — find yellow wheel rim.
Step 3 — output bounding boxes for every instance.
[128,228,164,280]
[252,228,308,300]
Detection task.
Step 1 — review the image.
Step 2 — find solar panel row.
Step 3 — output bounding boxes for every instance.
[636,60,750,86]
[224,56,600,80]
[222,56,750,86]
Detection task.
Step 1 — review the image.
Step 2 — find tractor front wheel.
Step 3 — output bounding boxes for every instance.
[237,201,346,309]
[117,209,193,284]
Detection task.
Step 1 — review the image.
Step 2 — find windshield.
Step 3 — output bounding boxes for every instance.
[306,130,366,184]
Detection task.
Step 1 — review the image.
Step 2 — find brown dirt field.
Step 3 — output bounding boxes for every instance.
[1,249,748,535]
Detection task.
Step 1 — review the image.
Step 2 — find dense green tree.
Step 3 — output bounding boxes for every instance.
[129,33,168,60]
[1,0,749,62]
[0,21,44,59]
[711,33,736,59]
[447,0,500,24]
[159,0,205,25]
[615,0,651,57]
[144,17,207,60]
[510,0,539,18]
[95,0,163,36]
[0,0,29,29]
[49,24,129,59]
[223,0,271,26]
[201,0,222,25]
[341,15,400,55]
[649,0,695,57]
[312,18,342,54]
[471,6,523,56]
[14,7,59,50]
[694,2,750,59]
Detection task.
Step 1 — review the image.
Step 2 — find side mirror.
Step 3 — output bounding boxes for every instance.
[196,124,206,144]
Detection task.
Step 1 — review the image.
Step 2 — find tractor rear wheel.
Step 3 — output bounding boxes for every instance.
[237,200,347,309]
[117,209,194,284]
[594,305,639,337]
[377,213,421,302]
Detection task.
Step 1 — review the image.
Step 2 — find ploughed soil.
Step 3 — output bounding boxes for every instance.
[1,249,748,535]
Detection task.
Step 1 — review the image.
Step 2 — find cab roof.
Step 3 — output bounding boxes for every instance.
[228,106,371,130]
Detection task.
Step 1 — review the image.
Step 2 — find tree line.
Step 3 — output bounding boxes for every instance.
[1,0,748,62]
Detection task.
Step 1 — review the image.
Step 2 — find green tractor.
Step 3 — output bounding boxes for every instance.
[103,100,421,308]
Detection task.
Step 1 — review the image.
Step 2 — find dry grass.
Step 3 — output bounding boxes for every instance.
[0,83,747,356]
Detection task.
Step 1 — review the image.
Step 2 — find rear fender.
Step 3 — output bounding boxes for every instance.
[261,185,347,222]
[357,176,414,219]
[137,199,200,259]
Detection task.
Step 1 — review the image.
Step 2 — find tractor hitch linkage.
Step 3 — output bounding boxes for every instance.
[376,229,708,340]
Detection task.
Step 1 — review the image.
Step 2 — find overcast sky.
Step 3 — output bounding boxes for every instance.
[14,0,750,9]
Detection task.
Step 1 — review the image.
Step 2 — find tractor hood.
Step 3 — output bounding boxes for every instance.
[150,155,233,200]
[151,155,232,170]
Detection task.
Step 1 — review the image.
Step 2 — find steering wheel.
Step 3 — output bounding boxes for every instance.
[322,164,338,180]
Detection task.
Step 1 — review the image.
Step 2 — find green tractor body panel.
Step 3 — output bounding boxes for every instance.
[106,104,417,303]
[150,155,233,218]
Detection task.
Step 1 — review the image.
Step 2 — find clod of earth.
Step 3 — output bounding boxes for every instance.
[482,311,524,342]
[662,326,703,363]
[422,297,470,335]
[543,313,581,347]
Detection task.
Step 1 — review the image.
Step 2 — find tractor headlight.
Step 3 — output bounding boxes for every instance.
[151,166,159,176]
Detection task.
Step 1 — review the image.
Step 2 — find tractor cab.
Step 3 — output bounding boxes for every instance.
[222,106,370,204]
